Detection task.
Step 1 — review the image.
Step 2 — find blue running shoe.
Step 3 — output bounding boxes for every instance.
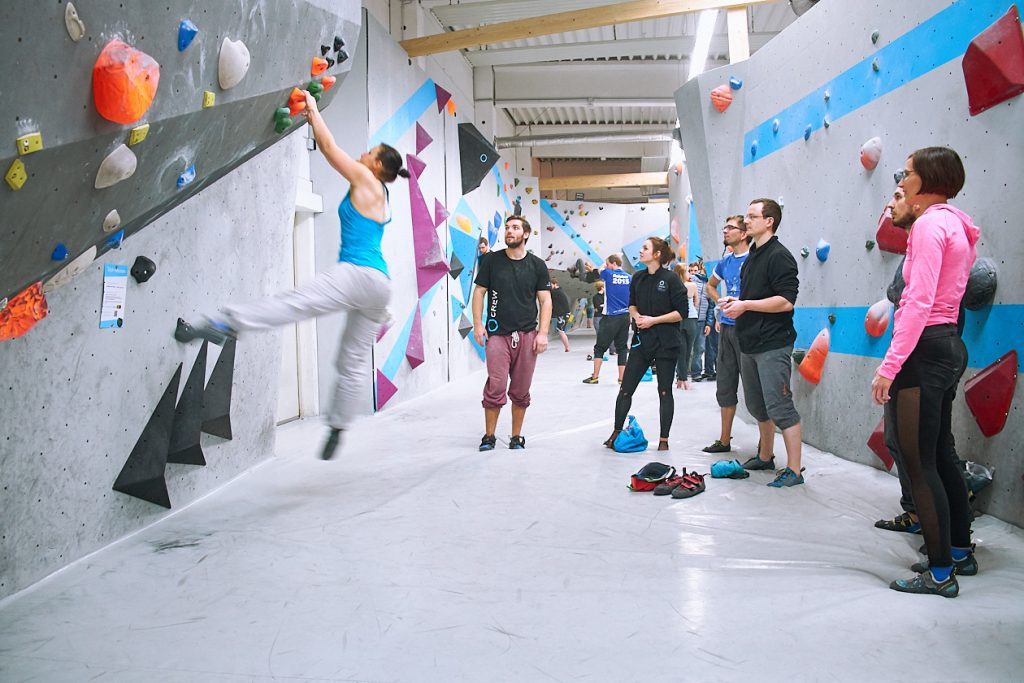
[767,467,804,487]
[509,435,526,449]
[479,434,497,451]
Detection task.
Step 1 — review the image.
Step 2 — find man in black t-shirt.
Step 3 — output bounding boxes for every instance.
[472,216,552,451]
[550,277,572,352]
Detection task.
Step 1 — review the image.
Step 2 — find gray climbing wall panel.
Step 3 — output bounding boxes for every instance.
[673,0,1023,526]
[0,0,360,305]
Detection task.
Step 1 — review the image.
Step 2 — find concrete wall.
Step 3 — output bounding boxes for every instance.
[540,199,669,271]
[0,137,301,598]
[674,0,1023,526]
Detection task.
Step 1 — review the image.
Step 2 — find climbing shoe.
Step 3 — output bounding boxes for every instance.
[479,434,497,451]
[320,428,342,460]
[702,439,731,454]
[653,472,688,496]
[911,546,978,576]
[582,376,599,384]
[742,455,776,470]
[874,512,922,534]
[890,571,959,598]
[767,467,804,487]
[671,471,707,499]
[509,435,526,449]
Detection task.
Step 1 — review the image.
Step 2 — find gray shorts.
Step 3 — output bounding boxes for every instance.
[739,345,801,431]
[716,324,741,407]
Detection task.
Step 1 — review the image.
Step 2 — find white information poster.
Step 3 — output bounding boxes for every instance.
[100,263,128,329]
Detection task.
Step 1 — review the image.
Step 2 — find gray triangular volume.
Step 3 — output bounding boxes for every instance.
[167,341,208,465]
[458,123,499,195]
[112,364,182,509]
[449,253,464,280]
[201,338,235,440]
[458,313,473,339]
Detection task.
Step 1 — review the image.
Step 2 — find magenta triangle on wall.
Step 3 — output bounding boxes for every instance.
[375,370,398,410]
[406,153,449,296]
[407,153,427,180]
[416,123,433,155]
[433,199,448,227]
[406,309,425,369]
[435,83,452,113]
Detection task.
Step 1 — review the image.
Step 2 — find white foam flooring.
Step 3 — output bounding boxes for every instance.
[2,329,1023,682]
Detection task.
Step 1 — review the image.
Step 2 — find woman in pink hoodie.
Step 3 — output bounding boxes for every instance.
[871,147,980,598]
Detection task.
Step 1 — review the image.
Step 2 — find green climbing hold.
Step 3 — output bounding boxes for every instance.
[871,29,880,44]
[308,81,323,95]
[792,348,807,365]
[865,240,876,250]
[800,247,810,258]
[828,313,837,325]
[274,107,293,134]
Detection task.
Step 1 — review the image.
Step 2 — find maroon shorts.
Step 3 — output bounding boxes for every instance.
[482,330,539,409]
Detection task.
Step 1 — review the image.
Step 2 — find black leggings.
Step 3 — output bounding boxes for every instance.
[889,324,971,568]
[615,348,676,439]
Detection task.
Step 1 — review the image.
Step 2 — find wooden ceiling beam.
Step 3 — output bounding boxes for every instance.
[540,172,668,191]
[400,0,775,58]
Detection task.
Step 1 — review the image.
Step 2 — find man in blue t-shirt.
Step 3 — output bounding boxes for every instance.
[582,254,631,384]
[702,215,750,454]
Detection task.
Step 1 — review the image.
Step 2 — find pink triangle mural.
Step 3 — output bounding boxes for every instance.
[376,318,392,342]
[376,370,398,410]
[407,153,427,180]
[416,123,433,155]
[407,153,449,296]
[406,309,425,369]
[433,198,448,227]
[435,83,452,113]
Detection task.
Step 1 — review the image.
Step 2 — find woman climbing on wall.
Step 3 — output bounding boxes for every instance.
[603,237,689,451]
[178,90,409,460]
[871,146,979,598]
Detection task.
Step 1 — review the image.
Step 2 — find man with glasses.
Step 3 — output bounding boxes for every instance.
[719,198,803,487]
[701,215,749,455]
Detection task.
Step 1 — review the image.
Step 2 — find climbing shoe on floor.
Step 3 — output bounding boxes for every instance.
[912,545,978,576]
[653,472,688,496]
[874,512,922,534]
[320,428,343,460]
[509,435,526,449]
[582,376,599,384]
[890,571,959,598]
[479,434,497,451]
[742,455,776,470]
[671,471,707,499]
[767,467,804,487]
[702,439,731,454]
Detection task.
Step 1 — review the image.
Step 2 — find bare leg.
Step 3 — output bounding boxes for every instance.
[558,330,570,352]
[591,356,604,379]
[757,420,776,461]
[511,404,526,436]
[719,405,737,445]
[781,422,802,473]
[484,407,500,436]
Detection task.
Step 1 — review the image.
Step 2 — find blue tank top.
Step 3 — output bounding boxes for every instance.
[337,188,390,276]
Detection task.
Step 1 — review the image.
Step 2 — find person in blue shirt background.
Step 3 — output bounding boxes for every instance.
[582,254,631,384]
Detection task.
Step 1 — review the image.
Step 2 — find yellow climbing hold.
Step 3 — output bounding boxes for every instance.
[202,90,216,108]
[128,123,149,146]
[16,132,43,156]
[5,159,27,191]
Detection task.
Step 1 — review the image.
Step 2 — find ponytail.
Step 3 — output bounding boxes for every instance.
[376,143,408,183]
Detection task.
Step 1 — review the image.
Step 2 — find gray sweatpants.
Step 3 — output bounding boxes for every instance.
[221,262,391,430]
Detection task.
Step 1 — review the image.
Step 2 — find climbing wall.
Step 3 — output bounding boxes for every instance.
[673,0,1024,526]
[540,200,668,270]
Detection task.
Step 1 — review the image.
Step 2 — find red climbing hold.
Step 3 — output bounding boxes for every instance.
[875,204,908,255]
[287,87,307,117]
[866,417,895,471]
[321,75,337,91]
[798,328,829,385]
[0,282,48,342]
[93,39,160,124]
[963,350,1018,437]
[710,85,733,113]
[865,298,891,337]
[962,5,1024,116]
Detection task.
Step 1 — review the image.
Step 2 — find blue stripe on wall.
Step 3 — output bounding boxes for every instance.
[540,200,603,266]
[793,304,1024,372]
[370,79,437,148]
[743,0,1014,165]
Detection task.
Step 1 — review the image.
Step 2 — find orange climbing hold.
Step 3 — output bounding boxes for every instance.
[92,39,160,124]
[0,282,49,342]
[321,74,337,91]
[446,99,457,115]
[864,299,891,337]
[311,56,329,76]
[710,85,733,113]
[287,87,307,117]
[798,328,830,384]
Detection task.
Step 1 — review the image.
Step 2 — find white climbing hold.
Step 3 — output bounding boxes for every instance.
[95,144,137,189]
[860,136,883,171]
[44,246,97,293]
[65,2,86,42]
[102,209,122,233]
[218,37,251,90]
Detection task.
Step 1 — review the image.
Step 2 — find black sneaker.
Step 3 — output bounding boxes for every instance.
[741,455,776,470]
[321,428,342,460]
[509,435,526,449]
[691,375,705,383]
[582,376,599,384]
[479,434,497,451]
[702,439,731,453]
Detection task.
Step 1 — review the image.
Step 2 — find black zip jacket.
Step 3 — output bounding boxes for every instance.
[628,267,690,355]
[736,235,799,354]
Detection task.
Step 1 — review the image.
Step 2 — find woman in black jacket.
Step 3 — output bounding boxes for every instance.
[604,238,689,451]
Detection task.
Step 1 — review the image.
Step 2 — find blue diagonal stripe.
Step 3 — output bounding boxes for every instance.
[540,200,603,267]
[370,79,437,148]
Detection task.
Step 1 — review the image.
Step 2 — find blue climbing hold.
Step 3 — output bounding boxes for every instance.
[804,125,812,141]
[729,76,743,90]
[177,163,196,189]
[772,119,780,134]
[178,19,199,52]
[51,243,68,261]
[105,230,125,249]
[750,140,758,157]
[815,238,831,262]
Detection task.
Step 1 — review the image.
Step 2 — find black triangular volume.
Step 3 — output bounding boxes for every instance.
[337,49,349,64]
[167,341,208,466]
[112,364,182,509]
[320,44,330,56]
[458,123,499,195]
[449,253,464,280]
[333,36,345,52]
[325,57,335,69]
[201,338,235,440]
